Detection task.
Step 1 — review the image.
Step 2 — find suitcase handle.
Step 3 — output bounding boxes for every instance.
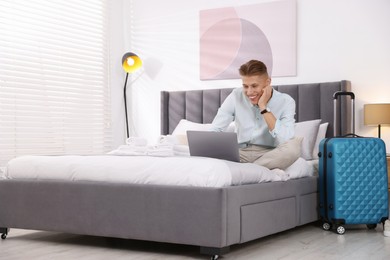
[333,91,355,100]
[333,91,355,136]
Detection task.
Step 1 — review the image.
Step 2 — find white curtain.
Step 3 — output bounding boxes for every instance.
[0,0,111,167]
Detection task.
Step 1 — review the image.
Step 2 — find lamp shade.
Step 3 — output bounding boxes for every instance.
[122,52,142,73]
[364,103,390,125]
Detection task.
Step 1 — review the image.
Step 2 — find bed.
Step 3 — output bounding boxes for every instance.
[0,80,351,259]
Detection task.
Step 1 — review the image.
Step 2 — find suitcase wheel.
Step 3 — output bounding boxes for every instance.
[322,222,332,231]
[336,225,345,235]
[367,224,377,230]
[0,228,9,239]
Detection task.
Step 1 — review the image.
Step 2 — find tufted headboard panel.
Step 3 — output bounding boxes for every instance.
[161,80,352,137]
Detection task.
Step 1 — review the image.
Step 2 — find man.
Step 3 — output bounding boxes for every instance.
[211,60,301,169]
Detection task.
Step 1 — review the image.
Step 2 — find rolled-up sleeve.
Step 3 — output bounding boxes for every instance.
[269,97,295,145]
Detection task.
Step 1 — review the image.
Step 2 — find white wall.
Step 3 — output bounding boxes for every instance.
[111,0,390,152]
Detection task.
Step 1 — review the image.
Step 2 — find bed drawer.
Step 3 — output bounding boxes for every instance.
[240,197,296,243]
[299,192,319,224]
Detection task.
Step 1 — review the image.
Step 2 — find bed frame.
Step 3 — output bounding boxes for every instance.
[0,80,351,258]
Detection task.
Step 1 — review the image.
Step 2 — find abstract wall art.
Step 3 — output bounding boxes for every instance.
[200,0,296,80]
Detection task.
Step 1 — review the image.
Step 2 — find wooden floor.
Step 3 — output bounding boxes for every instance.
[2,222,390,260]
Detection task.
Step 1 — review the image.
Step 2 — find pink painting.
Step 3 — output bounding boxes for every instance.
[200,0,296,80]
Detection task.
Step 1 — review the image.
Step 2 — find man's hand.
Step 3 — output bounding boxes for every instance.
[258,85,273,109]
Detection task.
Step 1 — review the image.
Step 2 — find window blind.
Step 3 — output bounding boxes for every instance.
[0,0,111,167]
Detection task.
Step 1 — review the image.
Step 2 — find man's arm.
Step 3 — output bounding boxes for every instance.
[210,93,235,132]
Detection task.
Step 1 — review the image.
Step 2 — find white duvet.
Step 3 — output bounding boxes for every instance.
[3,155,314,187]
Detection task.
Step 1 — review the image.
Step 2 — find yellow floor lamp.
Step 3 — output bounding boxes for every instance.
[122,52,142,138]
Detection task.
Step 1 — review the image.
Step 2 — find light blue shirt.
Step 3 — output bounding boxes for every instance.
[211,88,296,148]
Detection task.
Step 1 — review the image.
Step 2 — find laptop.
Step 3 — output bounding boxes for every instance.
[186,131,240,162]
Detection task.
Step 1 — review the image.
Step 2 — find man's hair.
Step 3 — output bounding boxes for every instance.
[239,60,268,77]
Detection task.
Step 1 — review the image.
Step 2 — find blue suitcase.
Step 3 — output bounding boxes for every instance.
[318,92,389,234]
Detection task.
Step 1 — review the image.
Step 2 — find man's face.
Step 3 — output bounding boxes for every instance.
[242,74,271,105]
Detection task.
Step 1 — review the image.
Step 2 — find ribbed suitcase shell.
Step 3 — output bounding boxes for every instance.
[319,137,388,227]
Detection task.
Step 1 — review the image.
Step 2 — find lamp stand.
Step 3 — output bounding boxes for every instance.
[378,124,381,138]
[123,72,129,138]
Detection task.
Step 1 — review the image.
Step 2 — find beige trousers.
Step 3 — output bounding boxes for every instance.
[239,137,302,170]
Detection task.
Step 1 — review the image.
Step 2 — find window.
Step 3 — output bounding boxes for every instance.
[0,0,111,167]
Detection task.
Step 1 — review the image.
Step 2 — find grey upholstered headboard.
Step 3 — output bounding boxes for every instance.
[161,80,352,138]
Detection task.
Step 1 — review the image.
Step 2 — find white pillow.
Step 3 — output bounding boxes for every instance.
[294,119,321,160]
[172,119,212,136]
[312,122,329,159]
[172,119,235,145]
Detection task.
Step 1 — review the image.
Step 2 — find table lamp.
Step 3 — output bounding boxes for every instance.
[364,103,390,138]
[122,52,143,138]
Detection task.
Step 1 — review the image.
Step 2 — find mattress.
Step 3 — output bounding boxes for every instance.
[3,155,314,187]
